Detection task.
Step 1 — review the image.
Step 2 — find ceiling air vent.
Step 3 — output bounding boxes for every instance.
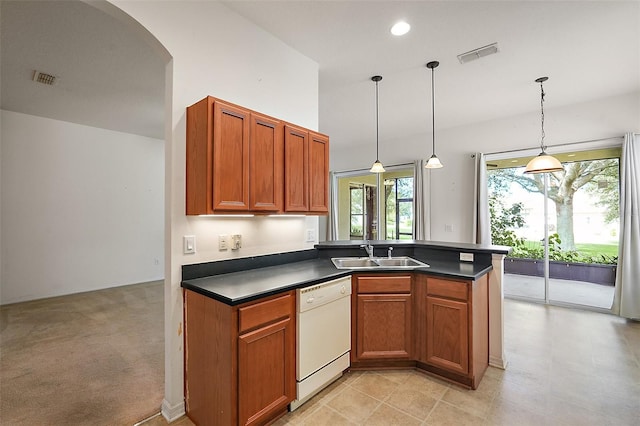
[457,43,499,64]
[32,70,57,85]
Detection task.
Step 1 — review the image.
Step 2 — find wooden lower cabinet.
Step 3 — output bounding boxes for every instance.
[352,274,413,363]
[184,289,295,426]
[415,274,489,389]
[352,273,489,389]
[425,295,469,375]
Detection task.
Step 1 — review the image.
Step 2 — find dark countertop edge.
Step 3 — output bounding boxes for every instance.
[182,269,352,305]
[181,263,493,306]
[315,239,512,255]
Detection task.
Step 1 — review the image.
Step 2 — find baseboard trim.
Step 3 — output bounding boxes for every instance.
[489,355,508,370]
[161,399,185,422]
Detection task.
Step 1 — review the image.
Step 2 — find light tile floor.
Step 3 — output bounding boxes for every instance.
[152,299,640,426]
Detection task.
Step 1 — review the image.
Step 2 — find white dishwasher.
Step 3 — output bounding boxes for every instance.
[290,276,351,411]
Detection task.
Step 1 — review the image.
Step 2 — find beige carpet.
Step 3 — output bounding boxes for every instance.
[1,281,164,425]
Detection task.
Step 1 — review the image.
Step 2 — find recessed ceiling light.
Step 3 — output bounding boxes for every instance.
[390,21,410,36]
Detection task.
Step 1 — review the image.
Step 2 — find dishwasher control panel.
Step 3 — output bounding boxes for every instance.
[298,276,351,313]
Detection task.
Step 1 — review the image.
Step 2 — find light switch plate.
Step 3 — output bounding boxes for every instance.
[183,235,196,254]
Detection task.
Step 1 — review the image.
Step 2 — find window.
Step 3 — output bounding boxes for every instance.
[349,185,364,238]
[336,165,414,240]
[385,177,414,239]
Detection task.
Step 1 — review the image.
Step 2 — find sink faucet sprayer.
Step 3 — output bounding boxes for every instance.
[360,244,374,259]
[387,247,393,259]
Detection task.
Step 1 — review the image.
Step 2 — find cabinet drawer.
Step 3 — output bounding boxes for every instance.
[357,275,411,294]
[239,293,292,334]
[427,277,468,301]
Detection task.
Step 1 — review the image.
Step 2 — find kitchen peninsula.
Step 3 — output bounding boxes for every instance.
[181,240,510,425]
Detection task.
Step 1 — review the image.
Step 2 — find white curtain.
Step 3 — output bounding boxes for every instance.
[473,153,491,245]
[326,171,339,241]
[413,159,429,240]
[612,133,640,319]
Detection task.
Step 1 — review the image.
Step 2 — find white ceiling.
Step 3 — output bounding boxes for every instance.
[1,1,638,147]
[1,0,165,139]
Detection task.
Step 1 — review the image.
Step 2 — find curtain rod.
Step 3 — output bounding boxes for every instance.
[334,162,413,174]
[484,135,623,157]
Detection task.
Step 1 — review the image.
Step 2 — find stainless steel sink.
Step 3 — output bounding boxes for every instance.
[331,256,429,270]
[331,257,379,269]
[374,257,429,268]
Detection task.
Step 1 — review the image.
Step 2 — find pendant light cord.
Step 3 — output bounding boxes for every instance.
[431,66,436,154]
[539,79,546,152]
[375,79,380,160]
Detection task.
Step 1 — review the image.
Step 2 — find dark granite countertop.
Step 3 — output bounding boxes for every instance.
[182,251,494,306]
[182,258,348,305]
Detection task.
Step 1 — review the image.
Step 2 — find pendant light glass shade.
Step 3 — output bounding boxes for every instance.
[425,154,443,169]
[524,77,563,174]
[425,61,443,169]
[370,160,385,173]
[524,152,563,173]
[370,75,385,173]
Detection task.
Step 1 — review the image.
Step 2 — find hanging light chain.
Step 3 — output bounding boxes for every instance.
[535,76,549,153]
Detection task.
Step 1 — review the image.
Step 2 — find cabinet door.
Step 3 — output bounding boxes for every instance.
[249,113,283,212]
[238,316,295,426]
[355,293,412,360]
[284,125,309,212]
[308,131,329,213]
[425,296,469,375]
[213,101,250,211]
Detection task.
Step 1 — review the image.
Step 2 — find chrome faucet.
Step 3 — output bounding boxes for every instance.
[360,244,374,259]
[387,247,394,259]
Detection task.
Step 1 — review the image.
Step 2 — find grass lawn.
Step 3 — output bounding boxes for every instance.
[524,240,618,257]
[575,243,618,257]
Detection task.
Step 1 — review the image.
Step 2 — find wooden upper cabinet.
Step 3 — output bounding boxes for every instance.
[249,113,283,212]
[284,125,330,214]
[186,96,329,215]
[213,101,251,211]
[185,96,250,214]
[284,124,309,212]
[186,96,214,215]
[309,131,329,213]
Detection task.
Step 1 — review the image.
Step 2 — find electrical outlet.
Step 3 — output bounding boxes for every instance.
[445,224,454,233]
[218,235,228,250]
[183,235,196,254]
[460,252,474,262]
[305,228,316,242]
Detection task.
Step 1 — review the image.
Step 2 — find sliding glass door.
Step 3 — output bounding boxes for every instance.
[487,148,620,310]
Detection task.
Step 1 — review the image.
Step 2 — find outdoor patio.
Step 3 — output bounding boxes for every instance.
[504,273,615,310]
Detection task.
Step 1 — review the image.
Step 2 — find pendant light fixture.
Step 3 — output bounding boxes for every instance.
[425,61,443,169]
[524,77,563,174]
[370,75,385,173]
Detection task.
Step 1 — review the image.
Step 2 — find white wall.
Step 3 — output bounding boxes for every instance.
[105,0,320,419]
[331,91,640,243]
[0,110,164,304]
